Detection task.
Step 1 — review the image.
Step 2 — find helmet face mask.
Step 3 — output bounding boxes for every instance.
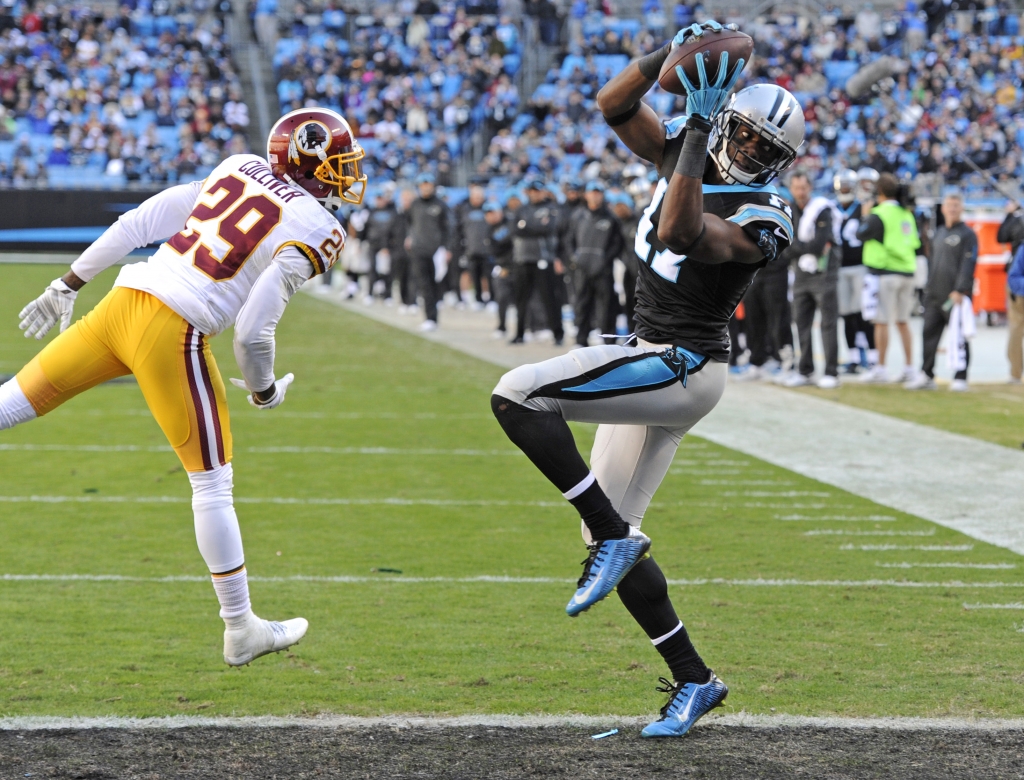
[709,84,805,187]
[833,168,858,205]
[268,108,367,210]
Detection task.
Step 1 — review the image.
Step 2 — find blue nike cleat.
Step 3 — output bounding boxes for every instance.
[640,672,729,738]
[566,527,651,617]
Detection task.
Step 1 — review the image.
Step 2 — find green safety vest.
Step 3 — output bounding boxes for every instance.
[862,201,920,274]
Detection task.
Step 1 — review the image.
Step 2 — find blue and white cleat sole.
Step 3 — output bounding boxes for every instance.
[640,672,729,738]
[566,527,651,617]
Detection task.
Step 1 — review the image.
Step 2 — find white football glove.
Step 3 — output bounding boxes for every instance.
[230,373,294,410]
[19,278,77,339]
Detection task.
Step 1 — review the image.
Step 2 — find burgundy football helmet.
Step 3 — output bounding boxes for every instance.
[266,107,367,210]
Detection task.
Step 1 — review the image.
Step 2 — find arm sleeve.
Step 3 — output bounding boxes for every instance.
[232,246,314,393]
[70,180,203,282]
[855,214,884,243]
[955,230,978,296]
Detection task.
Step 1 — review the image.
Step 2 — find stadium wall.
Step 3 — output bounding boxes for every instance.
[0,189,162,252]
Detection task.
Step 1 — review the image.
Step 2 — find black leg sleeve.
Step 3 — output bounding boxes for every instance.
[490,395,628,540]
[617,556,710,684]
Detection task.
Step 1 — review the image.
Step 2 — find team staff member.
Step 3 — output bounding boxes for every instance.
[454,177,491,308]
[905,192,977,391]
[833,169,876,373]
[610,191,640,331]
[857,173,920,383]
[566,180,624,347]
[491,21,801,737]
[0,107,368,666]
[484,200,515,337]
[360,182,400,303]
[780,171,840,388]
[405,172,451,331]
[509,176,564,345]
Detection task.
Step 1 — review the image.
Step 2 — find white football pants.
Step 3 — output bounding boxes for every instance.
[493,342,727,544]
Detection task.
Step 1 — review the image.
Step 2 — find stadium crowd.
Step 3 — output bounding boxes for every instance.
[0,1,249,188]
[261,0,522,185]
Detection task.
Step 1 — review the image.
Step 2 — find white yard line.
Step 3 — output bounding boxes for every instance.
[2,573,1023,588]
[962,602,1024,610]
[804,530,936,536]
[776,514,897,521]
[0,444,521,456]
[878,562,1016,569]
[840,544,974,551]
[2,712,1024,731]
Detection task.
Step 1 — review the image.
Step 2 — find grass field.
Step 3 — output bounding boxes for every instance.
[797,382,1024,450]
[1,264,1023,720]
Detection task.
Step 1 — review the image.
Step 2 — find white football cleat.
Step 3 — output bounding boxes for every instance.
[223,610,308,666]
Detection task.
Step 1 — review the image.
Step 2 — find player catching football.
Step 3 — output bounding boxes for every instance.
[491,22,804,736]
[0,108,365,666]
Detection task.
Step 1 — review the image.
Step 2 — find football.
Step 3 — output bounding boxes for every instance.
[658,29,754,96]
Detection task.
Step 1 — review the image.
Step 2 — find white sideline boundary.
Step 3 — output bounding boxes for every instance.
[3,573,1024,588]
[2,713,1023,732]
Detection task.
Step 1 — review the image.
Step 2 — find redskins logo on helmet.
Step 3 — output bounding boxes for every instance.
[267,107,367,210]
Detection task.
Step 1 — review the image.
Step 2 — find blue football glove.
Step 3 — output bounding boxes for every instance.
[672,21,746,122]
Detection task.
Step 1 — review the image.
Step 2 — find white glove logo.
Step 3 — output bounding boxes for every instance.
[19,279,77,339]
[230,373,295,410]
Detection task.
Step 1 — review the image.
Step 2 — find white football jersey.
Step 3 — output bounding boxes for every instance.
[113,154,346,335]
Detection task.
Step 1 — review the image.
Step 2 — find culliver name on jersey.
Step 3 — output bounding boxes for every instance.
[237,159,305,203]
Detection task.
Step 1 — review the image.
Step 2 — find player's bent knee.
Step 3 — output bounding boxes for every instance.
[493,363,540,405]
[0,378,38,430]
[189,462,234,512]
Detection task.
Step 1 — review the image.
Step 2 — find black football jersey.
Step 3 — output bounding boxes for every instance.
[836,200,864,268]
[632,117,794,361]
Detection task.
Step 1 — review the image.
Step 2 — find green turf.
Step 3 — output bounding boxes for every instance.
[1,264,1023,719]
[797,382,1024,450]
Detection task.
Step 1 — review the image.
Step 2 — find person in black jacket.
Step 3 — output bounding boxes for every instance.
[404,173,451,331]
[780,172,840,388]
[997,199,1024,258]
[566,181,624,347]
[392,187,416,312]
[484,200,514,337]
[905,192,978,391]
[454,179,491,308]
[361,183,400,304]
[610,191,640,332]
[511,176,563,345]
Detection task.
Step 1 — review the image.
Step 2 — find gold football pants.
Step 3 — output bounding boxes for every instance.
[16,287,232,472]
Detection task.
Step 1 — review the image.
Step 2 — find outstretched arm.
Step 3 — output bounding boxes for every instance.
[69,179,204,285]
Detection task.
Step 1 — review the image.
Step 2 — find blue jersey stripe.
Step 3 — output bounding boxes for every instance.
[562,356,679,394]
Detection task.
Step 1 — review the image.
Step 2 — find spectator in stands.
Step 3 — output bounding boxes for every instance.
[565,180,622,348]
[405,173,451,332]
[858,173,921,384]
[906,193,978,391]
[782,172,842,389]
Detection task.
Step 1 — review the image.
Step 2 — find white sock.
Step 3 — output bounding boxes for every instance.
[189,464,249,620]
[867,349,879,366]
[211,567,251,622]
[0,379,37,430]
